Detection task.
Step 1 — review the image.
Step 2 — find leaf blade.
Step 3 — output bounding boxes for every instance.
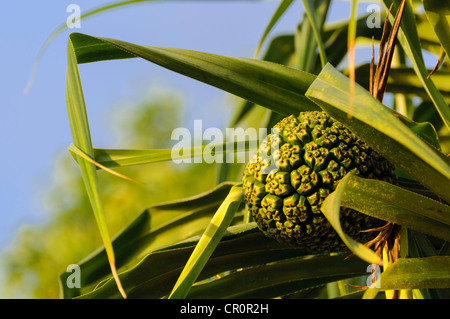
[321,173,383,265]
[422,0,450,59]
[306,63,450,203]
[168,184,244,299]
[68,32,319,116]
[382,0,450,132]
[339,172,450,241]
[301,0,328,67]
[59,182,237,298]
[364,256,450,298]
[90,140,258,169]
[254,0,295,59]
[66,37,126,298]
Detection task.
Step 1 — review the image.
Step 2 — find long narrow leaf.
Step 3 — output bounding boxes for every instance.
[382,0,450,132]
[321,173,383,265]
[25,0,153,93]
[332,172,450,241]
[74,223,311,299]
[25,0,266,93]
[168,184,244,299]
[187,254,368,298]
[60,182,236,298]
[422,0,450,59]
[230,34,297,127]
[301,0,328,67]
[347,0,358,117]
[295,0,330,72]
[306,63,450,203]
[322,13,384,72]
[254,0,295,59]
[72,139,258,169]
[66,37,126,298]
[364,256,450,298]
[69,144,144,184]
[69,33,319,116]
[354,64,450,104]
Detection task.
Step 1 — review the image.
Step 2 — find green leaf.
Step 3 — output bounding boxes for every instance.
[26,0,151,93]
[258,34,296,65]
[382,0,450,132]
[364,256,450,298]
[305,63,450,203]
[336,172,450,241]
[69,33,319,116]
[422,0,450,59]
[66,36,126,298]
[321,13,384,71]
[236,11,379,127]
[347,2,358,67]
[301,0,328,67]
[90,148,192,169]
[413,101,446,132]
[321,173,383,265]
[72,222,371,299]
[74,223,313,299]
[60,182,237,299]
[416,13,447,57]
[295,0,330,72]
[187,254,368,298]
[168,183,244,299]
[25,0,267,93]
[68,144,144,184]
[73,139,257,169]
[254,0,295,59]
[62,30,319,299]
[403,120,441,151]
[354,64,450,105]
[230,34,297,127]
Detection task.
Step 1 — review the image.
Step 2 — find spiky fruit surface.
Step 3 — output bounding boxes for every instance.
[243,111,397,253]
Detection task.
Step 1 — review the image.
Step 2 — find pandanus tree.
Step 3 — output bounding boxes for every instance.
[42,0,450,299]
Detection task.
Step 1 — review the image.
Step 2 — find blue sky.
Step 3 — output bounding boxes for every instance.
[0,1,362,250]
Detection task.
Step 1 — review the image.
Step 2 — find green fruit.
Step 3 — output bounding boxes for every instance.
[242,111,397,253]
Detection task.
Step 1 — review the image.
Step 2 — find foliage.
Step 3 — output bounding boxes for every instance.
[0,88,216,298]
[13,0,450,299]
